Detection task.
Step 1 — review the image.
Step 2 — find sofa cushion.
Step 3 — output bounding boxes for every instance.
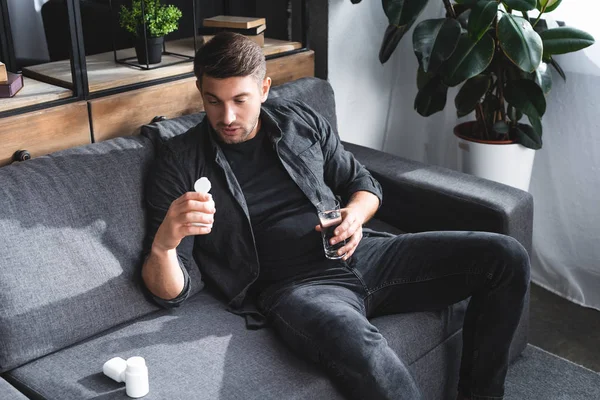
[0,377,28,399]
[141,113,206,147]
[0,136,201,373]
[140,77,339,145]
[267,77,338,133]
[6,290,465,399]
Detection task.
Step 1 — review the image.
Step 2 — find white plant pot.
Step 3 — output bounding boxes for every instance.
[456,133,536,192]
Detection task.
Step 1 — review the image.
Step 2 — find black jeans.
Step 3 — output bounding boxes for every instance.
[257,231,530,400]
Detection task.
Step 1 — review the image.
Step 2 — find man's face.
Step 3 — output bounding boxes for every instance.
[198,75,271,144]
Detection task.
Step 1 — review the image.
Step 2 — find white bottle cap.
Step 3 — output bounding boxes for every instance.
[103,357,127,383]
[194,177,211,193]
[125,357,149,398]
[126,356,147,374]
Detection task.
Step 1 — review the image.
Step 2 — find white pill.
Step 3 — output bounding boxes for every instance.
[192,177,213,228]
[194,177,211,193]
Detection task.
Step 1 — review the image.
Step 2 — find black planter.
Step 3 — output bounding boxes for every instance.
[135,36,164,65]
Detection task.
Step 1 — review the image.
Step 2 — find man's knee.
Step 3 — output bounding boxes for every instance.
[493,235,531,291]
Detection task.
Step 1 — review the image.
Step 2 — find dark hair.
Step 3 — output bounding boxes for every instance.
[193,32,266,84]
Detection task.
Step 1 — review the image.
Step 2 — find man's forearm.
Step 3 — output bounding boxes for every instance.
[141,246,185,300]
[346,191,380,225]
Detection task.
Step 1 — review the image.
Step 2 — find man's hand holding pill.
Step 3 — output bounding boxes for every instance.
[153,178,215,252]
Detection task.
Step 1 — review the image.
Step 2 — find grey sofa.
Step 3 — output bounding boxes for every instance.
[0,77,532,400]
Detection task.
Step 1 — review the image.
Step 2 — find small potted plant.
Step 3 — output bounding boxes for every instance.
[119,0,183,65]
[352,0,594,191]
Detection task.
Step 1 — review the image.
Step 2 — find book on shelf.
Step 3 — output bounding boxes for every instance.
[198,23,266,36]
[0,62,7,84]
[0,72,24,98]
[201,32,264,48]
[203,16,266,30]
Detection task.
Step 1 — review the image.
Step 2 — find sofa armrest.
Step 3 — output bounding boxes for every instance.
[343,142,534,253]
[344,141,532,361]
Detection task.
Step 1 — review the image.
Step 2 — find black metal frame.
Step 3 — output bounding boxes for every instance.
[0,0,87,119]
[0,0,16,72]
[0,0,310,119]
[109,0,197,70]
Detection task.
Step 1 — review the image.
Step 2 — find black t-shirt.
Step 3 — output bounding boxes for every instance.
[220,128,324,284]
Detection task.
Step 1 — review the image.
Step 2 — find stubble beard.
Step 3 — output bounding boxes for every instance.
[219,115,260,144]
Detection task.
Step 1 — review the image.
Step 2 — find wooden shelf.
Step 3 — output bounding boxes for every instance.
[23,37,302,94]
[0,77,72,113]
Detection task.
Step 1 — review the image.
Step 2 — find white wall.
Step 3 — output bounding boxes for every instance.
[328,0,600,311]
[527,3,600,310]
[327,0,397,150]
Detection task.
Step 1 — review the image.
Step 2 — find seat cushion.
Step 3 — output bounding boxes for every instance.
[7,290,466,399]
[0,377,28,399]
[0,136,202,373]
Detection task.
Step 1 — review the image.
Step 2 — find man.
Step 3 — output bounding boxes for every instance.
[142,32,530,400]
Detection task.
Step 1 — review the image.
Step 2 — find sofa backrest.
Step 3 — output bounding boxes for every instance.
[141,77,338,143]
[0,135,201,372]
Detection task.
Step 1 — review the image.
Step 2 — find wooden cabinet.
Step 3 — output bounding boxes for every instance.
[90,77,204,142]
[0,102,91,167]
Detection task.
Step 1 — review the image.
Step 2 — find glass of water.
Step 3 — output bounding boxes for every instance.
[316,199,347,260]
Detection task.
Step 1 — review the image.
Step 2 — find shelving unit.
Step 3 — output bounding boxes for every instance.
[0,0,313,166]
[0,77,72,113]
[23,37,302,94]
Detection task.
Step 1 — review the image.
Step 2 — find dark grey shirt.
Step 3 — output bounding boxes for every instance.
[220,127,324,287]
[143,98,383,310]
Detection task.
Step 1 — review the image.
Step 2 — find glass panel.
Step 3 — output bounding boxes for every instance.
[0,0,76,115]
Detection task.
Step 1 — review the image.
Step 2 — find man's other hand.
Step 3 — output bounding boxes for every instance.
[315,207,365,261]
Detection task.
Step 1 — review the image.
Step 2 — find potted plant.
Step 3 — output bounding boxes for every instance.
[352,0,594,191]
[119,0,183,65]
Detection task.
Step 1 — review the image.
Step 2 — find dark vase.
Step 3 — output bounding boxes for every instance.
[135,36,164,65]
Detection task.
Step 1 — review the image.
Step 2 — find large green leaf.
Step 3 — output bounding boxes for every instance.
[413,18,462,74]
[417,67,436,90]
[379,25,406,64]
[454,0,478,5]
[380,0,431,63]
[498,14,543,72]
[508,104,524,123]
[548,56,566,81]
[534,62,552,94]
[414,76,449,117]
[504,0,537,12]
[537,0,562,13]
[457,9,471,30]
[540,27,595,58]
[528,115,543,137]
[442,34,495,87]
[383,0,429,25]
[468,1,498,40]
[514,123,543,149]
[455,74,491,117]
[504,79,546,119]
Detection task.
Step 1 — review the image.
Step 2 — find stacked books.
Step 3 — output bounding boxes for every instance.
[201,16,266,47]
[0,63,23,98]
